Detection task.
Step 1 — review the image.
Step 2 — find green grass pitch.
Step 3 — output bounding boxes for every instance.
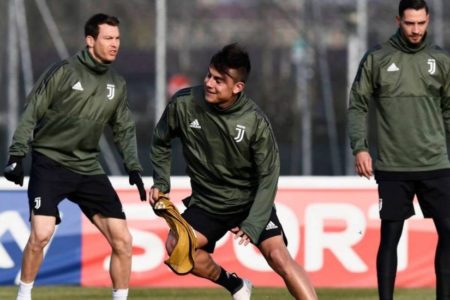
[0,286,434,299]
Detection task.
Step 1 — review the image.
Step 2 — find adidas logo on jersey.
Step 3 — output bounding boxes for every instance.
[265,221,278,230]
[72,81,84,91]
[387,63,399,72]
[189,119,201,129]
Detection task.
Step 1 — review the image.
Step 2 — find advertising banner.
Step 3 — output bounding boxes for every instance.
[0,190,81,285]
[0,177,437,287]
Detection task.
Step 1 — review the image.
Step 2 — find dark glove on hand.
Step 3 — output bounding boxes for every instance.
[129,170,146,201]
[4,156,24,186]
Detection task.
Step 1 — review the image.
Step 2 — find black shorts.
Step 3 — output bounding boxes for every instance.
[182,205,287,253]
[28,151,125,224]
[378,176,450,220]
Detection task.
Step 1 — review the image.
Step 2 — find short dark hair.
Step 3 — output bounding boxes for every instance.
[399,0,429,17]
[84,13,120,39]
[210,43,251,83]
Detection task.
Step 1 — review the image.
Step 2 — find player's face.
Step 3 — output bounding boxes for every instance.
[86,24,120,63]
[203,66,244,109]
[396,8,429,45]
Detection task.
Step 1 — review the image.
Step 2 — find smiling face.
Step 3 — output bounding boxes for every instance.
[203,66,245,109]
[396,8,429,45]
[86,24,120,63]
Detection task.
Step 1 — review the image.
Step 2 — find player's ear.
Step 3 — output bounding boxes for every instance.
[395,15,401,27]
[85,35,95,49]
[233,81,245,94]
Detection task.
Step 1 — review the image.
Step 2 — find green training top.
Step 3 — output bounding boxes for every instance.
[9,48,142,175]
[348,30,450,172]
[151,86,280,243]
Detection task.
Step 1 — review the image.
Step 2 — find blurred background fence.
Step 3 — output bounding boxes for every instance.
[0,0,448,176]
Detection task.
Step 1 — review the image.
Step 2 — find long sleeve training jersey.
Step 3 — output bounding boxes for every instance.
[151,86,280,243]
[9,48,142,175]
[348,30,450,172]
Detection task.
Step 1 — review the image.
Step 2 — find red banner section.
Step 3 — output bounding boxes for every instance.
[80,177,437,288]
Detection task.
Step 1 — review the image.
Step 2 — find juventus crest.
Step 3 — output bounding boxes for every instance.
[234,125,246,143]
[427,58,436,75]
[106,83,115,100]
[34,197,41,209]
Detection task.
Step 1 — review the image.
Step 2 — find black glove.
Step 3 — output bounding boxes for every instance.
[129,170,146,201]
[4,156,24,186]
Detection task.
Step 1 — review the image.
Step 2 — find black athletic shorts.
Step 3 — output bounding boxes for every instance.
[28,151,125,224]
[377,176,450,220]
[182,205,287,253]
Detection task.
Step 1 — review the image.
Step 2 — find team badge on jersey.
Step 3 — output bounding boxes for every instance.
[106,84,115,100]
[34,197,41,210]
[234,125,246,142]
[427,59,436,75]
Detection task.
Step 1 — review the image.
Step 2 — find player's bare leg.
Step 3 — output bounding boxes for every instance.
[259,235,317,300]
[166,230,221,280]
[18,214,56,300]
[166,230,249,298]
[92,215,132,295]
[191,249,221,280]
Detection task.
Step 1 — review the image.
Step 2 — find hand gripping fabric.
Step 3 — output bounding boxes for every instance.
[153,195,197,275]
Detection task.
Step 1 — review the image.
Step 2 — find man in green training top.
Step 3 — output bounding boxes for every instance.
[348,0,450,299]
[149,43,317,300]
[4,13,145,300]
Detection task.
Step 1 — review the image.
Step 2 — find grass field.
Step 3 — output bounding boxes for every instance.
[0,286,434,299]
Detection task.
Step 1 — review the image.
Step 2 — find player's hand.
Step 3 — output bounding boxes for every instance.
[231,227,251,246]
[355,151,372,179]
[4,156,24,186]
[149,187,168,206]
[128,171,146,201]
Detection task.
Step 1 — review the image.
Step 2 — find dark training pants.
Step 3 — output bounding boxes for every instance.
[377,219,450,300]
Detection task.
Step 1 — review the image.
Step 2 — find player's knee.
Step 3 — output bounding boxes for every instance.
[165,234,177,255]
[28,230,53,251]
[111,231,133,256]
[265,248,290,275]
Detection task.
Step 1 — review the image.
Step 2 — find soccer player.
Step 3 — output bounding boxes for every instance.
[3,13,146,300]
[348,0,450,299]
[149,43,317,300]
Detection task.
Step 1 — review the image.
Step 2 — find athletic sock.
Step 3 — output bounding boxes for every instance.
[112,288,128,300]
[17,280,34,300]
[214,268,243,294]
